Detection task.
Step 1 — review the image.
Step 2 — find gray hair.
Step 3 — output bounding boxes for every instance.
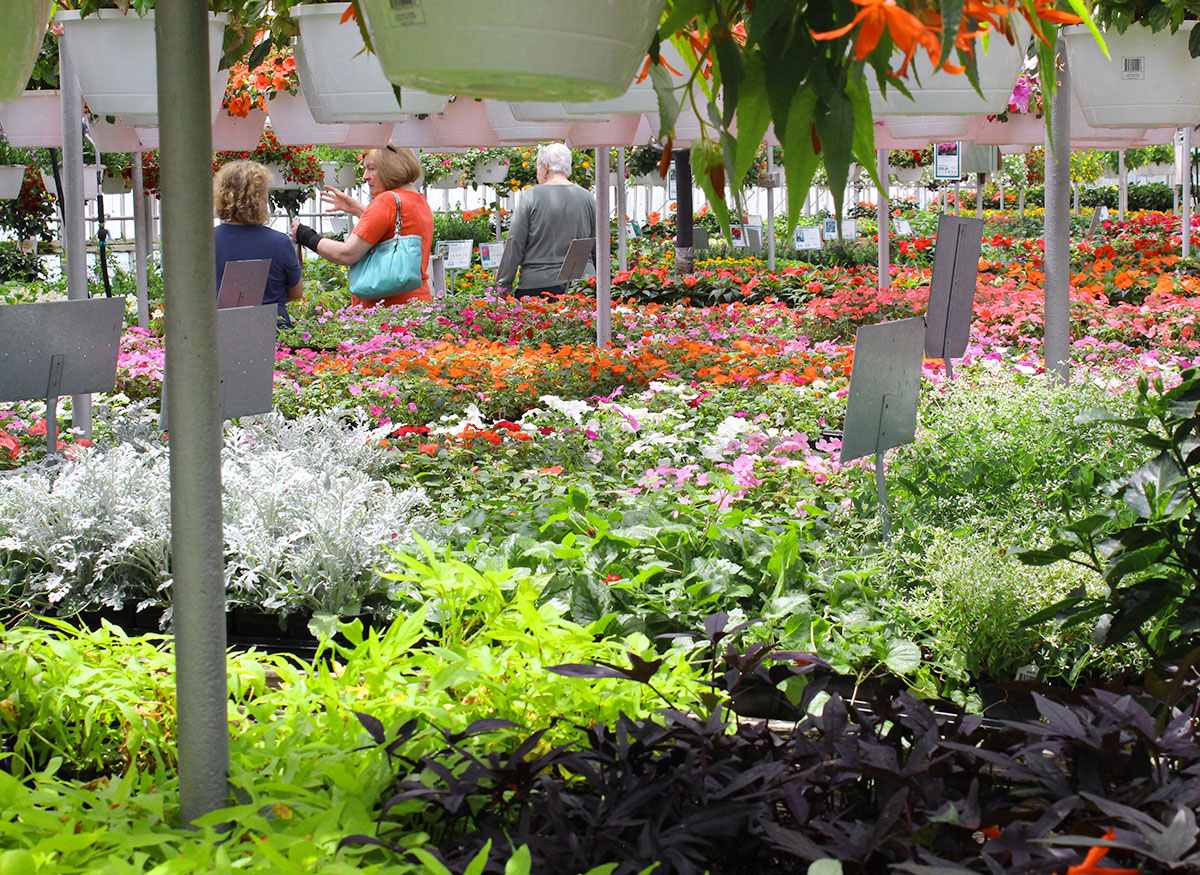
[537,142,573,177]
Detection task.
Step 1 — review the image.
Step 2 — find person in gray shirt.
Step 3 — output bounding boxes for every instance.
[496,142,596,297]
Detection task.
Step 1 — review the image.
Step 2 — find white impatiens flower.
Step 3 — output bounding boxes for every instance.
[537,394,594,425]
[701,415,760,461]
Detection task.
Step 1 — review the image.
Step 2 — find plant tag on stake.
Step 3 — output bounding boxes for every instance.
[479,241,504,269]
[841,219,858,239]
[934,142,962,180]
[436,239,473,270]
[794,226,822,250]
[821,218,838,240]
[894,218,912,236]
[730,224,747,248]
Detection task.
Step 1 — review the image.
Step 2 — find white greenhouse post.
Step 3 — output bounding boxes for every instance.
[131,151,150,328]
[1044,38,1071,385]
[157,0,230,824]
[616,147,628,272]
[1118,150,1128,218]
[1183,126,1193,259]
[595,147,612,346]
[876,149,890,291]
[59,38,92,438]
[765,146,776,271]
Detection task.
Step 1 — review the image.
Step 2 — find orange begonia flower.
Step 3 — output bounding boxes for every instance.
[811,0,940,66]
[1065,830,1140,875]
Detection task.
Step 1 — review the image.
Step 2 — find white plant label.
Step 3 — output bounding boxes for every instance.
[794,226,822,250]
[479,241,505,270]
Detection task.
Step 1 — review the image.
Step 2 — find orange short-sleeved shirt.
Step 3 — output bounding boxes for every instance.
[350,188,434,306]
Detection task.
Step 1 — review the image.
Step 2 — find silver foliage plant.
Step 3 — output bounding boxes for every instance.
[0,410,434,620]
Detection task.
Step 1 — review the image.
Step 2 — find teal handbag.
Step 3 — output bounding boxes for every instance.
[349,191,424,301]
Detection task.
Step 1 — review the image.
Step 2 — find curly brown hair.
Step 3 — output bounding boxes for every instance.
[214,160,270,224]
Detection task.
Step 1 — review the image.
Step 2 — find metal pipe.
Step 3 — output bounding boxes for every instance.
[1118,150,1127,218]
[1183,127,1192,259]
[156,0,229,824]
[59,38,91,438]
[615,147,628,272]
[876,150,890,291]
[765,146,776,271]
[1043,38,1071,385]
[131,151,150,328]
[594,147,612,346]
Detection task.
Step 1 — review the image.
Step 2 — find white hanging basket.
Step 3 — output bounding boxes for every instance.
[472,158,510,185]
[0,89,61,148]
[42,166,101,200]
[566,115,643,148]
[0,164,26,199]
[1062,23,1200,128]
[88,116,143,153]
[0,1,53,103]
[632,172,665,186]
[891,166,924,184]
[356,0,668,102]
[431,99,499,148]
[212,109,267,152]
[882,115,984,146]
[389,114,443,148]
[267,91,391,148]
[429,171,469,190]
[321,161,358,190]
[266,164,303,190]
[291,5,447,123]
[484,101,573,144]
[972,112,1046,148]
[563,44,693,117]
[101,168,133,195]
[870,22,1027,116]
[57,10,230,127]
[1140,162,1174,177]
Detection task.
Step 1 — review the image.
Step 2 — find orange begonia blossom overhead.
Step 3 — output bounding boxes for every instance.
[811,0,941,66]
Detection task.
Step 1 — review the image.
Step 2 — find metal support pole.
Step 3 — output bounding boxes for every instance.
[59,38,92,439]
[1183,127,1192,259]
[673,150,694,274]
[1118,150,1127,218]
[157,0,229,824]
[1044,39,1072,384]
[615,147,628,272]
[131,151,150,328]
[765,147,776,271]
[876,150,890,291]
[976,173,984,215]
[594,147,612,347]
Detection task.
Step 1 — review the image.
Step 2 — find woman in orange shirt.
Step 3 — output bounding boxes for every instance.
[290,143,434,306]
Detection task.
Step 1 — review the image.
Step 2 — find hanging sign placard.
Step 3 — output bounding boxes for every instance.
[668,167,677,200]
[934,142,962,180]
[893,218,913,236]
[821,218,838,240]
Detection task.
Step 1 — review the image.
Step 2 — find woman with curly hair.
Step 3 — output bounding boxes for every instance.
[213,160,303,327]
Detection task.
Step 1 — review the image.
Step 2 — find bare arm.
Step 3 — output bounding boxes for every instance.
[286,279,303,302]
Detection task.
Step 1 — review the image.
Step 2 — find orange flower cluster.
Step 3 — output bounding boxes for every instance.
[223,34,298,118]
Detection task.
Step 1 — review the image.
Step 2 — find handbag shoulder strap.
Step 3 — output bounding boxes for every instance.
[391,190,404,237]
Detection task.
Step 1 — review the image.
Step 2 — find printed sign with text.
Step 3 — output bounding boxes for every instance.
[479,241,505,270]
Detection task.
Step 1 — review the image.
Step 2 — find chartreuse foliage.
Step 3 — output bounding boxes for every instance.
[0,557,702,872]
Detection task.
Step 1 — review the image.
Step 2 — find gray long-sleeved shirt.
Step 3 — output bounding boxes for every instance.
[496,182,596,291]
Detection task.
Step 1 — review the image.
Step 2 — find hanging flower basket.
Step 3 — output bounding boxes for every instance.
[566,115,643,148]
[431,99,499,148]
[472,157,510,185]
[0,164,26,199]
[321,161,357,190]
[57,10,230,128]
[101,168,133,195]
[881,115,983,146]
[291,5,447,122]
[267,91,391,148]
[266,163,302,190]
[633,172,665,186]
[1140,161,1174,177]
[484,102,572,144]
[892,167,924,184]
[429,171,469,190]
[356,0,668,102]
[0,90,61,148]
[212,109,268,152]
[88,116,143,153]
[869,22,1027,117]
[0,1,52,103]
[42,166,101,201]
[1062,23,1200,128]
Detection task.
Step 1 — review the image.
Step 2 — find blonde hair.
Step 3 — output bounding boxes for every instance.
[214,160,270,225]
[364,143,422,190]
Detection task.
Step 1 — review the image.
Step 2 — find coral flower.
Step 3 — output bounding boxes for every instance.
[811,0,940,66]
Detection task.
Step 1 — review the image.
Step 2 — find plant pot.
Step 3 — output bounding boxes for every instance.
[388,114,443,148]
[291,5,448,123]
[0,164,25,199]
[212,108,267,152]
[16,238,37,254]
[266,164,303,190]
[472,158,510,185]
[484,101,572,144]
[101,168,133,195]
[1063,22,1200,128]
[566,115,644,148]
[881,114,984,146]
[42,166,101,200]
[88,115,143,152]
[266,90,392,148]
[429,171,469,190]
[0,89,61,148]
[563,44,693,116]
[870,21,1027,116]
[892,166,924,184]
[57,10,231,127]
[0,1,53,102]
[321,161,358,190]
[357,0,668,102]
[430,99,499,148]
[633,172,665,186]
